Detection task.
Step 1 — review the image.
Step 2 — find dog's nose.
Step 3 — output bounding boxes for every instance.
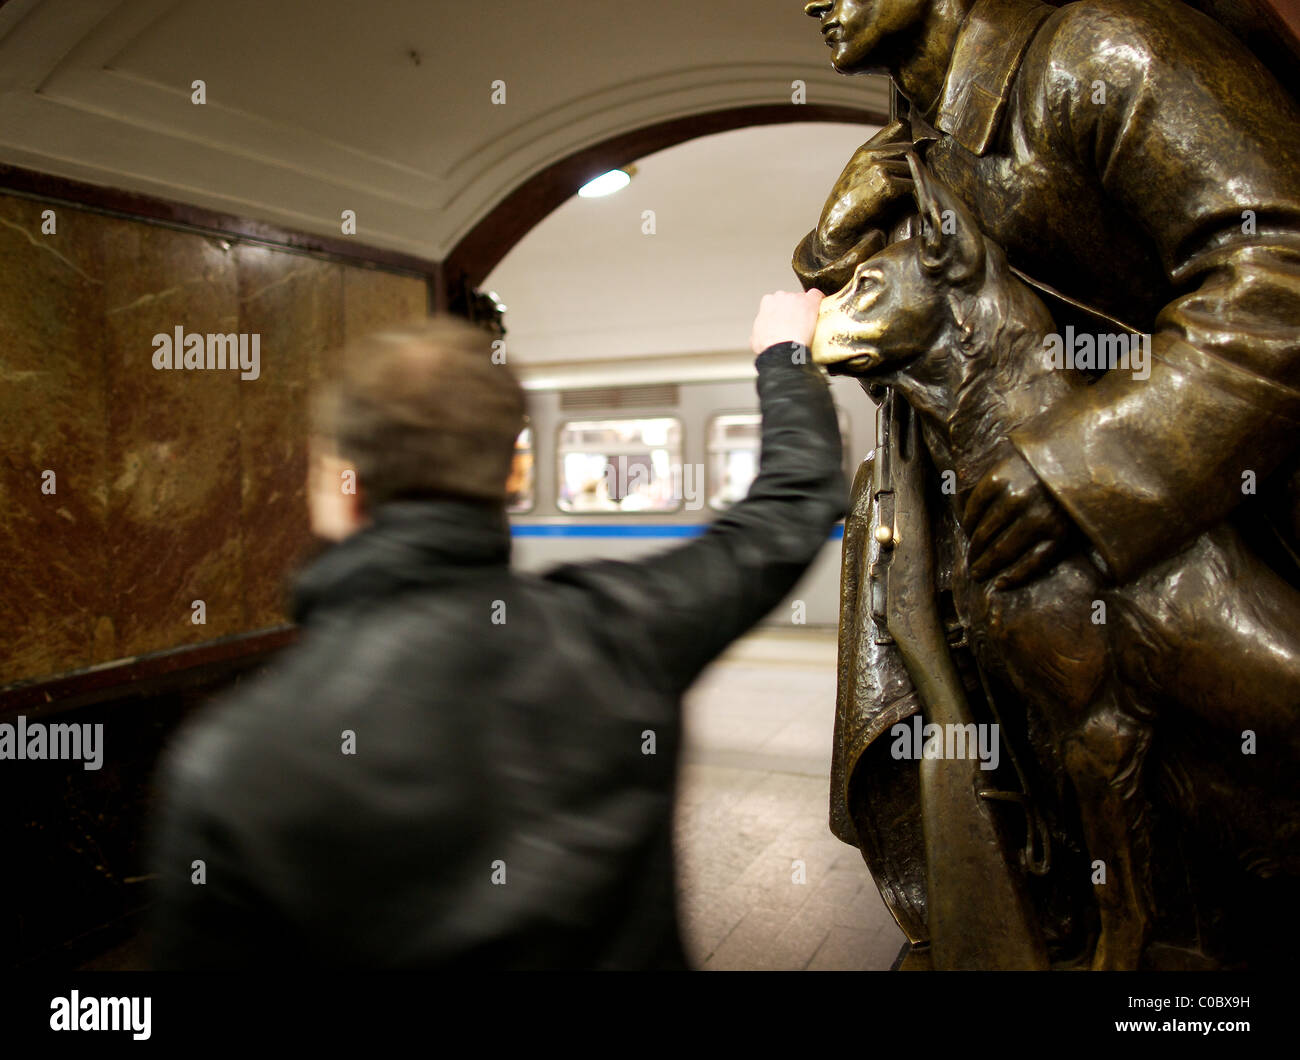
[811,320,851,368]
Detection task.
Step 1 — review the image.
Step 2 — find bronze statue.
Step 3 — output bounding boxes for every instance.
[799,0,1300,969]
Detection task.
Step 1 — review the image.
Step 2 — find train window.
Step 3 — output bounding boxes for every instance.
[556,417,683,513]
[708,408,854,510]
[707,413,761,509]
[506,426,534,513]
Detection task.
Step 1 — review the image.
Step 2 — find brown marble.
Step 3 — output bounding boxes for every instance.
[0,193,434,686]
[0,195,110,684]
[99,220,245,661]
[236,246,344,629]
[343,265,428,346]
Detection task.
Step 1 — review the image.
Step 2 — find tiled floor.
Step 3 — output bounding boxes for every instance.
[675,628,907,971]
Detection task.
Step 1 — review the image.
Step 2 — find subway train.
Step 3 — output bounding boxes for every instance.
[508,352,876,626]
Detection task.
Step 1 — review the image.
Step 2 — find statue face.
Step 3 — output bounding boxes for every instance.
[804,0,931,75]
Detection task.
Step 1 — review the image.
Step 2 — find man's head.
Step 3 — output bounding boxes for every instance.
[309,315,525,541]
[804,0,943,76]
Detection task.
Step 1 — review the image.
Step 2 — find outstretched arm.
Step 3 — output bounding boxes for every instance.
[548,290,846,693]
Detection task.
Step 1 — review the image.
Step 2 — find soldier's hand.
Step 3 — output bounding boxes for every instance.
[816,120,914,258]
[964,450,1073,589]
[751,289,824,355]
[793,119,914,292]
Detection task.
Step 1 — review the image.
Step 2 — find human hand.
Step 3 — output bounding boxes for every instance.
[751,289,825,355]
[964,449,1073,588]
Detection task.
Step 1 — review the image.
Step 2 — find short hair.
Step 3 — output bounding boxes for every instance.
[314,315,525,506]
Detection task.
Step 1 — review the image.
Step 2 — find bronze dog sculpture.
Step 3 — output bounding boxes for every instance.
[813,155,1300,969]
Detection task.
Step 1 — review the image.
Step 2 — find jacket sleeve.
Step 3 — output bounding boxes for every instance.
[1007,3,1300,581]
[547,342,846,693]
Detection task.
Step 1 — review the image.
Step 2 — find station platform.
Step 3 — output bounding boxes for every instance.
[676,629,905,970]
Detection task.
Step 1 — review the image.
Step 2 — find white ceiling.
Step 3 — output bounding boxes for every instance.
[0,0,888,261]
[487,121,879,366]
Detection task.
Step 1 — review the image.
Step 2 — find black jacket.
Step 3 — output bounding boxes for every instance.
[149,343,845,969]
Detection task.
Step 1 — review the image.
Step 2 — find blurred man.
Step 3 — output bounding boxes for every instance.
[151,292,843,969]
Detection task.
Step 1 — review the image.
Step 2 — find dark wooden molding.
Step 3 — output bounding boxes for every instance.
[0,162,442,285]
[443,102,884,290]
[0,627,299,720]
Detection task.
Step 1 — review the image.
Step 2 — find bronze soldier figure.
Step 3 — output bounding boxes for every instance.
[798,0,1300,969]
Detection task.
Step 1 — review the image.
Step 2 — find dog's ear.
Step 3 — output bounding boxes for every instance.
[907,153,983,286]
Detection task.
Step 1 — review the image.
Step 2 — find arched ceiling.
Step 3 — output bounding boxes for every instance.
[0,0,889,262]
[487,121,880,367]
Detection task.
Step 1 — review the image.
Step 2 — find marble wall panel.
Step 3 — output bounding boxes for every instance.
[236,246,344,629]
[342,264,429,345]
[0,192,435,686]
[99,221,245,661]
[0,196,110,685]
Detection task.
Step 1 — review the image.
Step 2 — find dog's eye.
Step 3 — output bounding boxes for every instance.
[855,273,877,292]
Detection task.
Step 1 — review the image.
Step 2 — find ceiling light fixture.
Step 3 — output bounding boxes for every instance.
[578,165,636,198]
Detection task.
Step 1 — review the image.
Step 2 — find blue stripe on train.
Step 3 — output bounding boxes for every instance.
[510,523,845,540]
